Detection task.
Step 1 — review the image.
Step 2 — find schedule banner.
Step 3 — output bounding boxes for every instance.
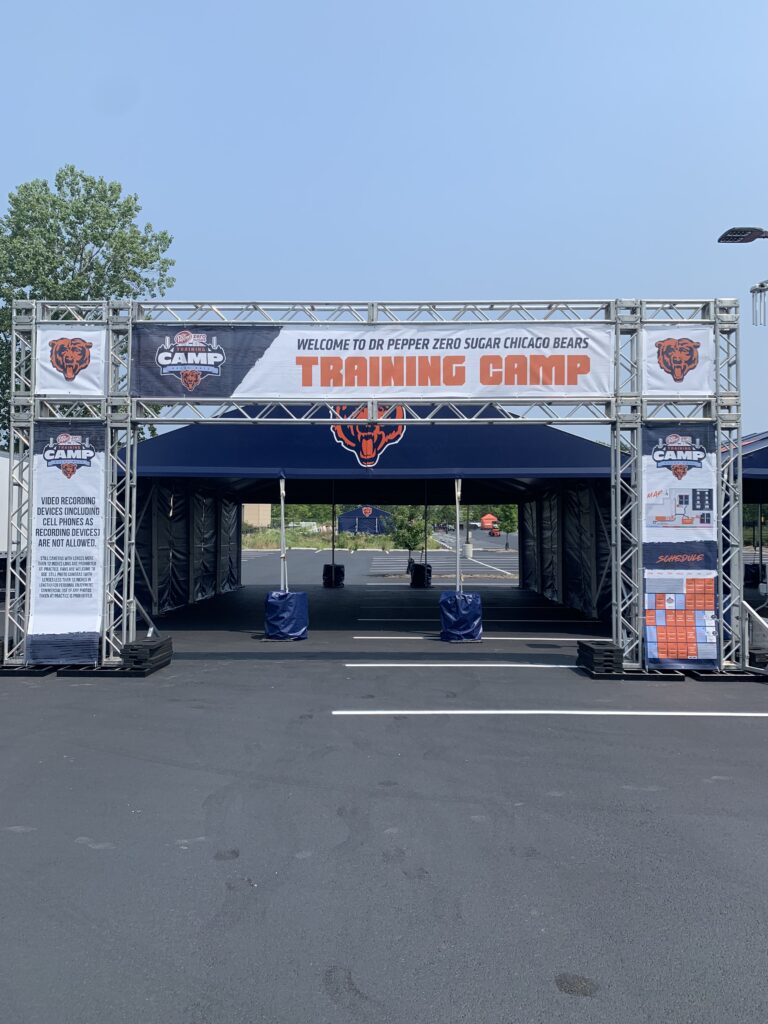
[27,421,106,665]
[130,323,615,401]
[641,421,720,670]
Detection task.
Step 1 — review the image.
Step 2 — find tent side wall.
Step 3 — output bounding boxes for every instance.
[135,482,242,617]
[518,482,611,621]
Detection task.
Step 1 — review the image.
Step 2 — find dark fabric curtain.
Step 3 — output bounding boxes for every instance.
[192,493,217,601]
[218,498,241,593]
[520,500,539,592]
[563,487,596,617]
[540,491,561,603]
[155,485,190,613]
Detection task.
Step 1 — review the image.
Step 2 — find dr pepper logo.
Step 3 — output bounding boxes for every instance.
[156,330,226,392]
[655,337,700,383]
[331,405,406,468]
[43,433,95,479]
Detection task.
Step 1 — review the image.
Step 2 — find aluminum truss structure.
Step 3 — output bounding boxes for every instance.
[4,298,744,671]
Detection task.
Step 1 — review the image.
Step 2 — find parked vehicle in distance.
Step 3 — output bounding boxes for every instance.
[488,527,500,537]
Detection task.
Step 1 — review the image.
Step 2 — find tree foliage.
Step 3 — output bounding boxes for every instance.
[390,505,426,554]
[496,504,519,538]
[0,165,175,443]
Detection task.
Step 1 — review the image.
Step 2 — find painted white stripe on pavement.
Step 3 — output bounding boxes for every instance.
[352,635,612,642]
[333,709,768,718]
[357,618,595,623]
[344,662,576,669]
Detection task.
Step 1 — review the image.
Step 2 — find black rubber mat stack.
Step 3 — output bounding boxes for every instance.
[576,641,623,676]
[121,636,173,675]
[749,644,768,670]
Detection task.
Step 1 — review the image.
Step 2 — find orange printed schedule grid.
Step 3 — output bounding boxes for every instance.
[644,575,717,663]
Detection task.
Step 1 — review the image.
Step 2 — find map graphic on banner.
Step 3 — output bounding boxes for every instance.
[35,325,107,397]
[130,324,615,401]
[641,326,715,396]
[27,422,105,665]
[641,424,716,545]
[640,421,720,670]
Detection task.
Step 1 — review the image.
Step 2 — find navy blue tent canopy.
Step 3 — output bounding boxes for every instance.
[135,415,612,503]
[741,432,768,502]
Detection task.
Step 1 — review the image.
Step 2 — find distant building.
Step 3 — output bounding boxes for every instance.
[243,504,272,528]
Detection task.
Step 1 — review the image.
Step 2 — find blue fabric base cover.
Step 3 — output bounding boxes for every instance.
[439,591,482,642]
[264,591,308,641]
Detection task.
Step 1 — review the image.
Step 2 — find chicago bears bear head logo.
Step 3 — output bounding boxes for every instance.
[655,337,700,383]
[49,337,92,382]
[331,405,406,468]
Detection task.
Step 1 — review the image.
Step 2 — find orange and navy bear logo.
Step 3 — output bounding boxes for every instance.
[49,337,92,382]
[331,405,406,468]
[655,337,700,383]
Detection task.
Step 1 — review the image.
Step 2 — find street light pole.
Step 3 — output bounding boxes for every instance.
[718,226,768,324]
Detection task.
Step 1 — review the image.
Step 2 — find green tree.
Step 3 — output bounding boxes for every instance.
[0,165,175,443]
[496,504,519,549]
[390,505,424,555]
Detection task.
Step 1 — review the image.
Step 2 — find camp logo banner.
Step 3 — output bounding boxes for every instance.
[42,431,96,478]
[35,325,107,397]
[642,326,715,396]
[155,329,227,391]
[27,421,106,666]
[641,420,720,669]
[642,424,716,545]
[131,324,615,400]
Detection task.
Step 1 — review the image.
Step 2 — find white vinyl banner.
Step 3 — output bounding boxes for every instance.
[27,423,106,664]
[642,326,715,396]
[641,425,717,545]
[131,323,615,400]
[35,325,107,397]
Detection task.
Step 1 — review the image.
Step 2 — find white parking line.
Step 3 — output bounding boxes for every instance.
[357,618,596,623]
[352,635,612,642]
[333,709,768,718]
[344,662,576,669]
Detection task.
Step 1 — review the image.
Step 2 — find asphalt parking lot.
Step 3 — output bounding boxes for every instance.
[2,550,768,1023]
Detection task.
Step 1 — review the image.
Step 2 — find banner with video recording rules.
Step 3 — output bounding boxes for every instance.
[27,421,106,665]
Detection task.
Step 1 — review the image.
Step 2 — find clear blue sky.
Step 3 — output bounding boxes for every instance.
[3,0,768,429]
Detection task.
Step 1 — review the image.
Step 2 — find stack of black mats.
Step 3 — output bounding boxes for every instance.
[121,636,173,675]
[576,641,623,676]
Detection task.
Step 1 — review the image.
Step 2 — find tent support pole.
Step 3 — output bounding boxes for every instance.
[279,478,288,591]
[423,481,428,564]
[760,502,763,581]
[455,479,462,593]
[331,483,336,571]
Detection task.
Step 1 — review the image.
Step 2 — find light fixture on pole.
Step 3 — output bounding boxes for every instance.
[717,226,768,324]
[717,227,768,244]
